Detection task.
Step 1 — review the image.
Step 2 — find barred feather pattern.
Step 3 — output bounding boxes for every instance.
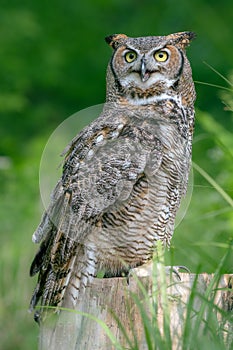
[30,31,196,321]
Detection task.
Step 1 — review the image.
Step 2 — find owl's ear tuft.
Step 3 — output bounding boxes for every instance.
[105,34,128,49]
[167,31,196,49]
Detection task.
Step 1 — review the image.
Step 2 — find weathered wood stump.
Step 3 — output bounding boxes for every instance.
[39,272,232,350]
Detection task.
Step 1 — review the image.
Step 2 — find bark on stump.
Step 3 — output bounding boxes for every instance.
[39,273,233,350]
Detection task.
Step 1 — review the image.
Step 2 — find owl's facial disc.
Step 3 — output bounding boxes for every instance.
[125,49,171,85]
[118,46,182,92]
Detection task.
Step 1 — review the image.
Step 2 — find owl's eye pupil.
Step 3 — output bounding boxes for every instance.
[125,51,137,63]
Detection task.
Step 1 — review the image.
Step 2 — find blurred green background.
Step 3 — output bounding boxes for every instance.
[0,1,232,349]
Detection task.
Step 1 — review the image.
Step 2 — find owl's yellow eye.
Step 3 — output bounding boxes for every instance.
[154,51,168,62]
[125,51,137,63]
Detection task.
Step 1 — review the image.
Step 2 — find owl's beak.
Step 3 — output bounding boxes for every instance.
[140,57,150,82]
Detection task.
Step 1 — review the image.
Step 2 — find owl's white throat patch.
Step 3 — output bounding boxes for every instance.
[127,92,182,106]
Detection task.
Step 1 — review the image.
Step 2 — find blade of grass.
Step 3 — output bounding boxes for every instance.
[193,241,233,249]
[181,265,202,350]
[193,162,233,207]
[128,269,164,349]
[130,292,155,350]
[189,245,231,345]
[109,304,137,350]
[203,61,233,87]
[194,80,233,92]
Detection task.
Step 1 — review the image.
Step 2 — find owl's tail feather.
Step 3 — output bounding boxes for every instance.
[30,189,98,322]
[29,191,77,320]
[29,227,78,322]
[63,245,98,308]
[30,230,97,322]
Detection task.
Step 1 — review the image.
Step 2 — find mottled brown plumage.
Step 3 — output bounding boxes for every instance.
[30,31,196,321]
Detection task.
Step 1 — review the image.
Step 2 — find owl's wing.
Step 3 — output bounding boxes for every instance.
[33,118,163,243]
[29,118,163,316]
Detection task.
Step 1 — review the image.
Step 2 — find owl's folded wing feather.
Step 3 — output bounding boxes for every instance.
[29,120,163,316]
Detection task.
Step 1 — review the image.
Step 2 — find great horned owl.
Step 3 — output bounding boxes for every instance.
[30,31,196,321]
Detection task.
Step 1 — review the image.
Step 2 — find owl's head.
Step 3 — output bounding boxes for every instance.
[105,32,196,105]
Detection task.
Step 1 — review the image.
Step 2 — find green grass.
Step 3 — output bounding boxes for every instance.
[110,242,233,350]
[39,242,232,350]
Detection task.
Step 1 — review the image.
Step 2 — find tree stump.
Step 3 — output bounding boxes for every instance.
[39,272,232,350]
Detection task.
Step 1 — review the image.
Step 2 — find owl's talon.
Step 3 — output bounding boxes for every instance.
[34,311,41,325]
[128,263,190,283]
[176,265,190,274]
[165,265,190,280]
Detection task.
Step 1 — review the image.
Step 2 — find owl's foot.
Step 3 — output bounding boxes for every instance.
[128,260,154,278]
[128,262,190,281]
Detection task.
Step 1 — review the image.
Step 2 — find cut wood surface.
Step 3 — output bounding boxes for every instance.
[39,272,233,350]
